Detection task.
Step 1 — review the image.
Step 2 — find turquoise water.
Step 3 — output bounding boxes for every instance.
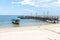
[0,15,50,28]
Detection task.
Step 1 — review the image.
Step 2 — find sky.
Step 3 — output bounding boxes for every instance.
[0,0,60,16]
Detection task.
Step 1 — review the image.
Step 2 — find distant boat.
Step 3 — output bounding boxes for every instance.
[12,19,20,24]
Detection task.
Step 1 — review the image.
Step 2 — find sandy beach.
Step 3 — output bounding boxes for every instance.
[0,23,60,40]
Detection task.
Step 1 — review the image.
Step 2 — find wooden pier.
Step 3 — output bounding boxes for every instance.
[18,16,60,23]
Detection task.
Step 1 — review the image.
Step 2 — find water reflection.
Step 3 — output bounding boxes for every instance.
[12,24,20,27]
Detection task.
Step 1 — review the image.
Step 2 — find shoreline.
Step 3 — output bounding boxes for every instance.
[0,23,60,32]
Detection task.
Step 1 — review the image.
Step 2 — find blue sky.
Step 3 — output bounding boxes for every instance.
[0,0,60,16]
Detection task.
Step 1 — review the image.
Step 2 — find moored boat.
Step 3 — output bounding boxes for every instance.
[12,19,20,24]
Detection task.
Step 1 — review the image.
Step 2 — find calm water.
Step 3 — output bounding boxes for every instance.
[0,15,50,28]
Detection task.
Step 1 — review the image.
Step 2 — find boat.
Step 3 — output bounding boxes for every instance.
[12,19,20,24]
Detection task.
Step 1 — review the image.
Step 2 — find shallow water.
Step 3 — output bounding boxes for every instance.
[0,15,50,28]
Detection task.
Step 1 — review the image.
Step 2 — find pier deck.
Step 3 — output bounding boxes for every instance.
[18,16,60,23]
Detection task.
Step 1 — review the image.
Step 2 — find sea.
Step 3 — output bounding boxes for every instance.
[0,15,50,28]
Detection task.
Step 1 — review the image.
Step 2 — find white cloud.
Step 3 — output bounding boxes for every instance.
[24,9,34,12]
[19,0,53,7]
[11,0,35,6]
[11,0,60,7]
[51,0,60,7]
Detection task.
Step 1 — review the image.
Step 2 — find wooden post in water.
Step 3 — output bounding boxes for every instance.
[43,12,45,17]
[57,17,59,23]
[47,11,49,17]
[36,12,37,17]
[53,20,56,23]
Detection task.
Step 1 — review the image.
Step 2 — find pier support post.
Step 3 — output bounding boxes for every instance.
[57,20,59,23]
[53,20,56,23]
